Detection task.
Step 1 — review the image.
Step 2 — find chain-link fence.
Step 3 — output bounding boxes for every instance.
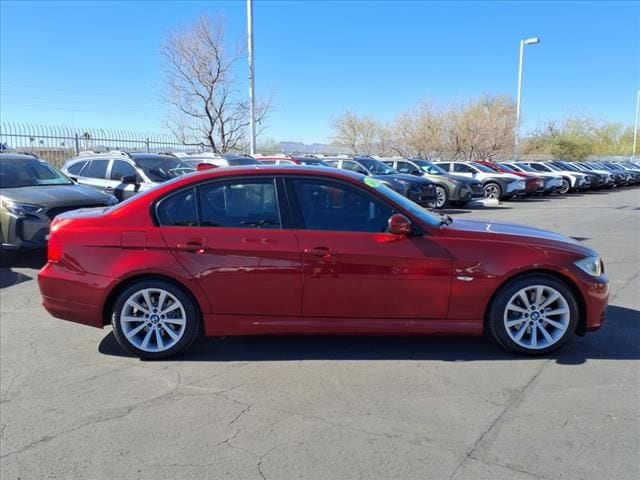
[0,123,202,167]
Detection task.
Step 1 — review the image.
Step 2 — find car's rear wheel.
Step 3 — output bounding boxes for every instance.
[483,182,502,200]
[488,274,578,355]
[560,178,571,194]
[111,279,200,359]
[427,185,448,209]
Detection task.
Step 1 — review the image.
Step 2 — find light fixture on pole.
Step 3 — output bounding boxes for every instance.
[514,36,540,159]
[247,0,257,155]
[633,89,639,159]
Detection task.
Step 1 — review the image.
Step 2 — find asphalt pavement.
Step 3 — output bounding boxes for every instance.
[1,188,639,480]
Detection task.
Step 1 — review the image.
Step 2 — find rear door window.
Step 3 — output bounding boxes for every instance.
[157,188,198,227]
[83,159,109,179]
[197,178,281,229]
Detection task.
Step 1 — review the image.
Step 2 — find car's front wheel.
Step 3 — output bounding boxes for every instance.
[483,182,502,200]
[111,279,201,359]
[427,185,448,209]
[488,274,578,355]
[559,178,571,194]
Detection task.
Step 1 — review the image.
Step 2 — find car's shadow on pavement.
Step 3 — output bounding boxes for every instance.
[98,305,639,365]
[0,249,46,289]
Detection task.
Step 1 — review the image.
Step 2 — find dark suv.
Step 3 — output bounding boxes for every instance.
[0,153,117,252]
[323,156,437,206]
[62,151,195,202]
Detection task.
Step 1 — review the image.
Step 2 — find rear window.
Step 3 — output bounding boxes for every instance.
[157,188,198,227]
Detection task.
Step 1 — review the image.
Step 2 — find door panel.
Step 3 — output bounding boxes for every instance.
[288,177,452,319]
[161,227,302,316]
[157,178,303,317]
[296,230,452,318]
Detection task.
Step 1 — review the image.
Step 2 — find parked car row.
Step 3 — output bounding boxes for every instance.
[1,150,638,254]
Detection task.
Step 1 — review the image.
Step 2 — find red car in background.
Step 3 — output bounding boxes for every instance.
[38,166,608,359]
[477,161,545,195]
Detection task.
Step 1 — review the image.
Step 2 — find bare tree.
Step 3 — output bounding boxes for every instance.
[161,14,270,152]
[331,111,381,155]
[390,100,445,158]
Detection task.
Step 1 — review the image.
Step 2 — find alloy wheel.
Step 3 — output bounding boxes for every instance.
[483,183,501,199]
[120,288,187,353]
[560,179,570,194]
[503,285,570,350]
[428,186,447,209]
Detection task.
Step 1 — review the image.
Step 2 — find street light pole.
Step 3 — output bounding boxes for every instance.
[633,89,639,159]
[247,0,256,155]
[514,37,540,159]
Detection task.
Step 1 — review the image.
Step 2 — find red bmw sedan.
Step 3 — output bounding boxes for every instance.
[38,166,609,359]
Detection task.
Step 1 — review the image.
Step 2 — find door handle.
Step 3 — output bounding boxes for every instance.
[176,242,210,253]
[304,246,334,258]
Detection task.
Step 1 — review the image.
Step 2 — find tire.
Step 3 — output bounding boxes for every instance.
[559,178,570,194]
[427,185,448,209]
[483,182,502,200]
[488,274,578,356]
[111,279,201,359]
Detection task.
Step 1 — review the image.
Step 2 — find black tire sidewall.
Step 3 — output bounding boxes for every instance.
[489,274,578,356]
[111,279,200,360]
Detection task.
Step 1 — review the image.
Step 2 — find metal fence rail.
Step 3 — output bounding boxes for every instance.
[0,123,201,167]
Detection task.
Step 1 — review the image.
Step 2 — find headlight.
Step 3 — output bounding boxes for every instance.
[516,180,525,189]
[0,197,44,216]
[574,256,603,277]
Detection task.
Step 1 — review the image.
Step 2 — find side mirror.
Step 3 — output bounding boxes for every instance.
[388,213,412,236]
[121,175,139,185]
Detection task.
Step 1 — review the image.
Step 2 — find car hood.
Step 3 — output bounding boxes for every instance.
[441,218,595,256]
[2,184,114,207]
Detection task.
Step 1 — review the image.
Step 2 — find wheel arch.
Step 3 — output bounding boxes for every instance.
[102,274,204,327]
[482,268,587,336]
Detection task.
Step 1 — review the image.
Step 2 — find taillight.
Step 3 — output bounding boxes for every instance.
[47,219,67,263]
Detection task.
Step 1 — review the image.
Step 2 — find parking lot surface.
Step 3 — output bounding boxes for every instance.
[1,188,639,480]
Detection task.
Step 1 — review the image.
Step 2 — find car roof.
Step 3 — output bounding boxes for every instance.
[181,164,365,183]
[0,153,42,162]
[129,153,180,160]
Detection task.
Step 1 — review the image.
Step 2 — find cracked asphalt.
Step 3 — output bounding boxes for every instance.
[1,187,639,480]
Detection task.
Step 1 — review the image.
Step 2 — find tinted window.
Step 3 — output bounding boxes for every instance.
[83,159,109,179]
[134,155,194,182]
[198,179,280,228]
[226,157,260,166]
[527,163,548,172]
[396,161,415,174]
[324,160,340,168]
[437,162,451,171]
[0,159,73,188]
[453,163,474,173]
[66,161,87,175]
[110,160,138,180]
[341,161,367,174]
[157,188,198,227]
[292,179,393,233]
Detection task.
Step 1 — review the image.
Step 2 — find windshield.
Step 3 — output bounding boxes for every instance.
[413,160,446,175]
[495,163,516,173]
[471,162,497,173]
[0,159,73,188]
[298,159,331,166]
[512,163,536,173]
[227,157,259,166]
[357,158,398,175]
[363,177,442,227]
[555,162,579,172]
[135,156,195,182]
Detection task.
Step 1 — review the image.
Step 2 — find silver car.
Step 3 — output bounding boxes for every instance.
[62,151,194,202]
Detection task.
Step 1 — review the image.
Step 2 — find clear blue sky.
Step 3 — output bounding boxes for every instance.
[1,0,638,144]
